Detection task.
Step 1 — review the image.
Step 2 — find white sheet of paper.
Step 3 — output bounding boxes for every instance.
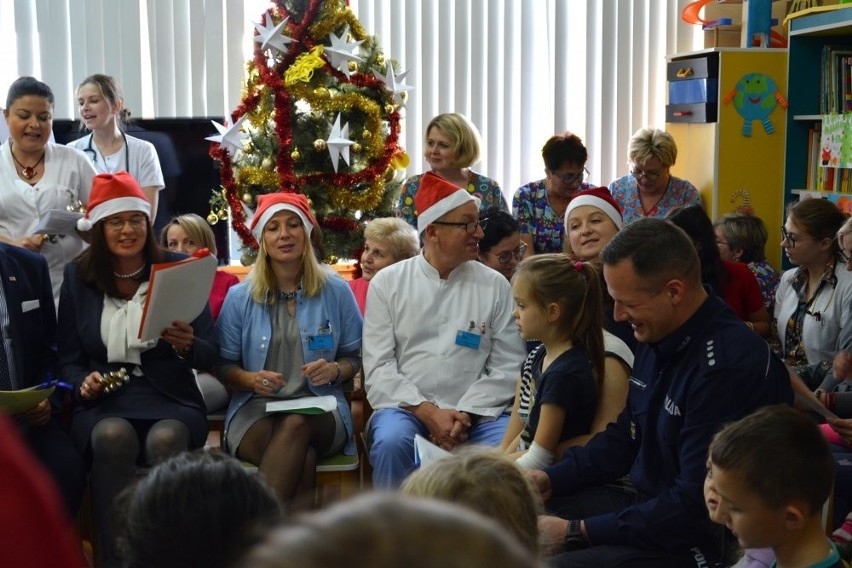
[413,433,452,467]
[266,395,337,415]
[138,253,217,341]
[787,363,840,420]
[33,210,83,234]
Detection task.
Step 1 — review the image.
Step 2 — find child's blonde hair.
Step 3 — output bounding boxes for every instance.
[512,253,605,386]
[400,449,542,556]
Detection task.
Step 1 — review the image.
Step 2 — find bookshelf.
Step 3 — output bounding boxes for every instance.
[667,48,788,269]
[783,7,852,209]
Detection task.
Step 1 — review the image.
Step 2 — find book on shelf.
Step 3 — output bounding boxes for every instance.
[821,46,852,114]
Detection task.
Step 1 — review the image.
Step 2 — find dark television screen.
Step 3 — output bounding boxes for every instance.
[53,117,230,262]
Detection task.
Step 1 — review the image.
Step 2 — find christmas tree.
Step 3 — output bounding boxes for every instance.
[207,0,411,265]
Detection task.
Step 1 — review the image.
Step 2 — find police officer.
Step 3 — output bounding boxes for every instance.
[529,218,793,567]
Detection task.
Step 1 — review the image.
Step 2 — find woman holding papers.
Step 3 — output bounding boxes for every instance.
[216,193,362,509]
[57,172,217,566]
[0,76,97,302]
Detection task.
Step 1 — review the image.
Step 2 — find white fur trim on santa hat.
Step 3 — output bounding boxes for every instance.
[416,189,480,234]
[76,197,151,232]
[251,204,313,243]
[564,194,623,230]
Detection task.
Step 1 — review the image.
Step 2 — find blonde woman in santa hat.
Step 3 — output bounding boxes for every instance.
[216,192,362,509]
[57,172,217,567]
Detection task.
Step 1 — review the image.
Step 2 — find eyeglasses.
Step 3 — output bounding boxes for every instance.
[780,226,801,248]
[105,215,147,231]
[629,167,663,181]
[431,218,488,234]
[550,168,589,185]
[487,243,527,265]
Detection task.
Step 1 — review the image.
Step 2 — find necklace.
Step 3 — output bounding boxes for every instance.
[278,290,298,301]
[113,264,146,279]
[10,146,46,180]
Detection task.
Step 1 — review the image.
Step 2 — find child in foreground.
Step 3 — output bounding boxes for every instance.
[704,405,846,568]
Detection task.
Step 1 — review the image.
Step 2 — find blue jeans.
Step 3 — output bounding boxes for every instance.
[367,408,509,488]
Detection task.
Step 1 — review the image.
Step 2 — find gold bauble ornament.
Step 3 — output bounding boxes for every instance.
[327,254,338,265]
[400,91,408,103]
[218,209,228,219]
[314,87,329,98]
[242,140,254,154]
[384,104,395,115]
[314,139,327,152]
[261,157,275,170]
[362,129,372,140]
[240,252,257,267]
[348,61,358,72]
[376,54,385,67]
[242,192,255,206]
[207,212,219,225]
[351,142,362,153]
[291,148,302,161]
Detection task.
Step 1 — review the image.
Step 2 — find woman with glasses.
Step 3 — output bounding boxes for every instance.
[58,172,217,566]
[477,208,525,280]
[0,77,97,302]
[398,113,507,228]
[713,211,780,312]
[775,198,852,390]
[512,132,593,255]
[349,217,420,315]
[608,127,701,226]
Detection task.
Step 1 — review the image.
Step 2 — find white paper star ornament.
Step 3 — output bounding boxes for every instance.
[205,115,247,156]
[326,114,354,173]
[326,27,364,78]
[375,64,414,105]
[253,16,295,54]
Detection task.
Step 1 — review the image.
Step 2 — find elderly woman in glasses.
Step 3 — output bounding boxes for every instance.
[477,208,525,280]
[608,127,701,225]
[512,132,593,256]
[775,198,852,391]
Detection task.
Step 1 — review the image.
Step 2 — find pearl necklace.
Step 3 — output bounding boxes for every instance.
[113,264,146,279]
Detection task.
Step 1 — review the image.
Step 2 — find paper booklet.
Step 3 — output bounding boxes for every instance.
[0,385,55,415]
[33,210,83,235]
[413,434,452,468]
[266,395,337,415]
[788,364,840,421]
[138,250,217,341]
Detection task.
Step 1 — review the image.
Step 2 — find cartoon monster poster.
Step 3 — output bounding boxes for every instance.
[724,72,788,137]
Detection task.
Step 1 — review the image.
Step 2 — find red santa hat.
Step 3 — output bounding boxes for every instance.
[564,186,624,230]
[414,171,480,234]
[77,172,151,231]
[250,192,318,242]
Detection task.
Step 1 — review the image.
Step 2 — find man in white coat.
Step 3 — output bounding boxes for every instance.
[363,171,526,488]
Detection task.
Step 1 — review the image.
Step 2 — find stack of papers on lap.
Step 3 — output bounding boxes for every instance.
[266,395,337,415]
[413,434,452,467]
[0,385,54,415]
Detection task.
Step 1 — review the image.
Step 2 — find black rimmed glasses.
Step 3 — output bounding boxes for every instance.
[488,243,527,265]
[550,168,589,185]
[781,226,799,248]
[432,218,488,234]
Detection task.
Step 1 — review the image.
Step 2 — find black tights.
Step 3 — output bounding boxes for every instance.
[90,417,190,568]
[237,412,336,512]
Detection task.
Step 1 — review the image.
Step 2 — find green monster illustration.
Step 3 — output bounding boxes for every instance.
[723,73,788,137]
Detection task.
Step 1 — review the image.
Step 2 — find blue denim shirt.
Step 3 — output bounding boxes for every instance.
[216,273,362,455]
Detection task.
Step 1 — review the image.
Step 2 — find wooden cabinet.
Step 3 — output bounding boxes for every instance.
[667,48,788,269]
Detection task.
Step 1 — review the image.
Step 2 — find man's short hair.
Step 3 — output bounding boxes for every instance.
[600,217,701,292]
[709,405,833,515]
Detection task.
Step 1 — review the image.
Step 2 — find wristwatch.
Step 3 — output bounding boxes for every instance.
[563,519,589,552]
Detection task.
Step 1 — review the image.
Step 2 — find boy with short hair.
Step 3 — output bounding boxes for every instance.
[704,404,846,568]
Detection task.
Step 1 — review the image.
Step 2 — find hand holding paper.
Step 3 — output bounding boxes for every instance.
[138,250,217,341]
[787,364,839,420]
